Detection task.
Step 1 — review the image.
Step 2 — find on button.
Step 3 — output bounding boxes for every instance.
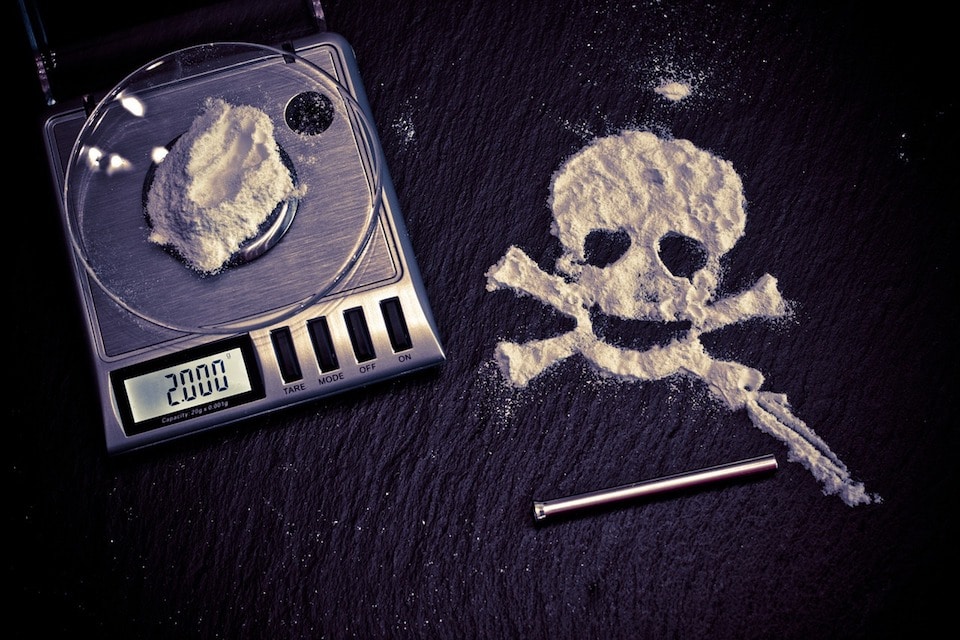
[380,297,413,352]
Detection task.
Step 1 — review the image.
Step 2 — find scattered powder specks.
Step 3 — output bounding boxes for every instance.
[470,360,529,428]
[392,113,416,147]
[391,96,420,150]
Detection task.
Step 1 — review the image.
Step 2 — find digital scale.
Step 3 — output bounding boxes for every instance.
[25,1,445,454]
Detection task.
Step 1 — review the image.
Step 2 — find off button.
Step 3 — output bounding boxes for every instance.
[344,307,376,363]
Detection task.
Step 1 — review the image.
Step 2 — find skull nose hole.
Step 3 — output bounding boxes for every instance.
[658,233,707,279]
[583,229,631,267]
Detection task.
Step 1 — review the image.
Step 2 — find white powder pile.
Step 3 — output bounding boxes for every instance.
[485,130,879,506]
[146,98,299,274]
[654,80,692,102]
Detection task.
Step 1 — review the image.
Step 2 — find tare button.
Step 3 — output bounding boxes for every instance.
[270,327,303,383]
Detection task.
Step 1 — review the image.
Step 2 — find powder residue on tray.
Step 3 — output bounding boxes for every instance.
[145,97,299,274]
[485,130,879,507]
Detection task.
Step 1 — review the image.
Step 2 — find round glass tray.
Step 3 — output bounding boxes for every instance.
[64,42,383,334]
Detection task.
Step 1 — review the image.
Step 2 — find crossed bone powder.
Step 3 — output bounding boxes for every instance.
[145,97,298,274]
[486,125,879,507]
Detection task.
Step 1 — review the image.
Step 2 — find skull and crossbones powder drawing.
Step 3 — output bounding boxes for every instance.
[485,130,879,506]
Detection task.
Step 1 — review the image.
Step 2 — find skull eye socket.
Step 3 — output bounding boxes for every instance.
[658,232,707,279]
[583,229,631,267]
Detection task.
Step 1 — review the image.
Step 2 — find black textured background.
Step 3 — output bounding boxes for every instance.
[8,1,956,638]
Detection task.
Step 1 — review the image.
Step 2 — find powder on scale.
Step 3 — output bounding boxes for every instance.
[145,97,300,274]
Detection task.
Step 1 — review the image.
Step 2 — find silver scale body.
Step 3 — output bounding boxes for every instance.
[42,32,446,454]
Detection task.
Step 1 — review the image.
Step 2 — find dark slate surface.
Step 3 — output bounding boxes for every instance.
[8,1,956,638]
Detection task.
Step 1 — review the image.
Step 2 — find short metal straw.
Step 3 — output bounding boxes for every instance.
[533,453,778,521]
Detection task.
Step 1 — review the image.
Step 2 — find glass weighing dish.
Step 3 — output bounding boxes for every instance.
[64,42,384,334]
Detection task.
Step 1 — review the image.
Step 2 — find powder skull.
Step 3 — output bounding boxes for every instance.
[551,131,744,329]
[485,130,879,506]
